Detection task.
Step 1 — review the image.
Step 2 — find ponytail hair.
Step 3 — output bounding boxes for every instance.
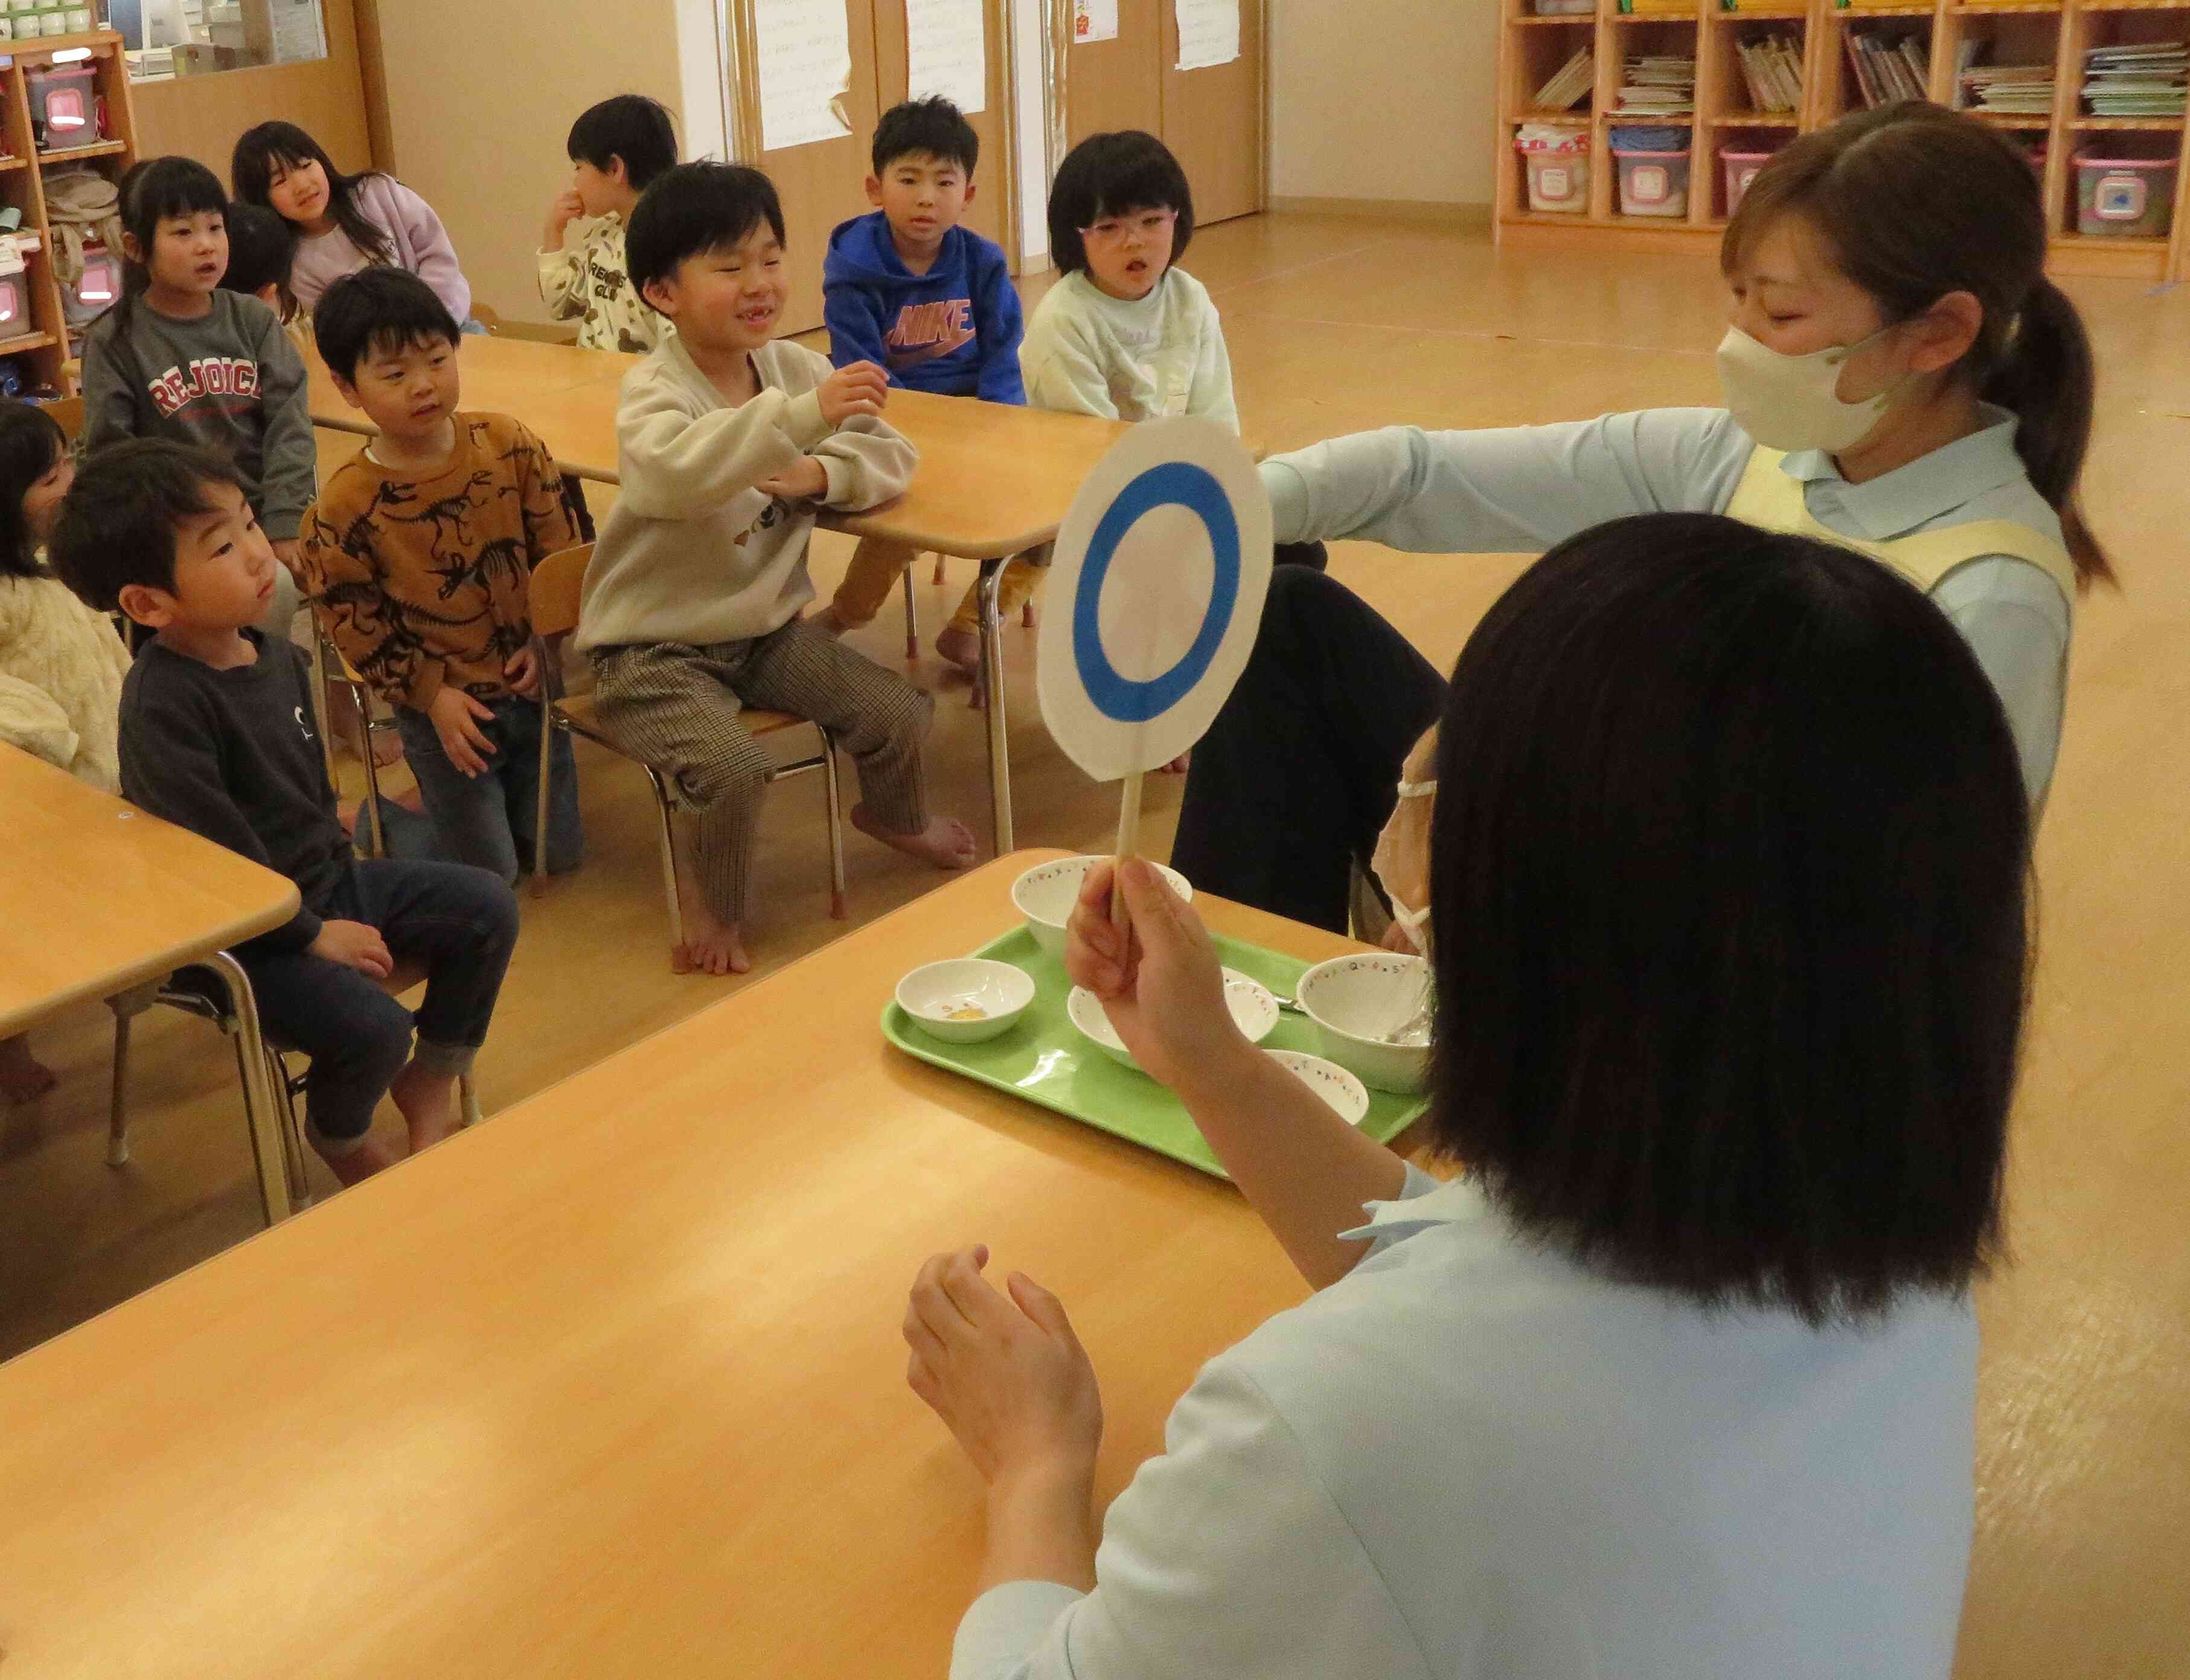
[230,121,397,268]
[1725,103,2114,589]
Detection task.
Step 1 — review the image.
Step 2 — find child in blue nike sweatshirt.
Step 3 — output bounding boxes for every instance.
[815,98,1030,670]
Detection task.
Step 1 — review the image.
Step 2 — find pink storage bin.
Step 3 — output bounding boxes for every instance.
[27,65,96,152]
[0,274,19,333]
[1720,149,1775,215]
[1616,149,1691,217]
[1516,132,1590,214]
[2074,155,2176,238]
[63,245,121,326]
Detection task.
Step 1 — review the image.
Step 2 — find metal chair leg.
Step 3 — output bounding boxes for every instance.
[978,559,1014,854]
[106,1007,134,1166]
[354,679,387,860]
[257,1040,312,1209]
[901,565,921,664]
[818,726,849,920]
[642,764,687,967]
[200,951,293,1226]
[534,691,556,897]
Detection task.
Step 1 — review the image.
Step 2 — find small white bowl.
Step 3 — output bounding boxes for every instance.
[1296,953,1434,1094]
[1067,967,1279,1073]
[1013,855,1193,957]
[896,958,1036,1044]
[1265,1050,1372,1126]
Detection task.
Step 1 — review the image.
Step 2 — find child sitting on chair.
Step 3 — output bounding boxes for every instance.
[299,266,586,887]
[52,440,520,1185]
[574,161,976,976]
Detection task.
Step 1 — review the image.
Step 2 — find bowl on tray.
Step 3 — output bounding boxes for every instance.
[1295,953,1434,1094]
[1013,855,1193,957]
[1067,967,1279,1074]
[895,958,1036,1044]
[1264,1049,1372,1125]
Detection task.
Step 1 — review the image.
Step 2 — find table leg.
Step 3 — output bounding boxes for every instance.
[202,951,293,1226]
[979,558,1014,855]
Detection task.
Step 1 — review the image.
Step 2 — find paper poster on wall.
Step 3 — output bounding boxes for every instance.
[757,0,855,152]
[1174,0,1240,69]
[907,0,987,115]
[1074,0,1119,45]
[269,0,327,64]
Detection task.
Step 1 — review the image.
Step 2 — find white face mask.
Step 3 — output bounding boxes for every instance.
[1371,777,1436,959]
[1715,321,1908,455]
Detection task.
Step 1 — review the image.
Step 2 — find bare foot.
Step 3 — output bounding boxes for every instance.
[318,1130,402,1187]
[0,1033,57,1105]
[388,1059,459,1155]
[674,909,752,976]
[853,804,978,870]
[934,624,982,677]
[810,604,851,639]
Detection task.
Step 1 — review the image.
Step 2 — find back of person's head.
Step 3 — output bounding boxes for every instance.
[314,266,461,384]
[231,120,395,265]
[0,401,69,580]
[627,161,786,307]
[1726,103,2109,588]
[872,96,979,178]
[219,200,298,316]
[1426,511,2029,1325]
[567,94,680,192]
[1047,130,1194,277]
[50,439,245,615]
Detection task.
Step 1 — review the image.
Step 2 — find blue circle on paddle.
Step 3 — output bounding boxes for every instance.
[1072,461,1241,725]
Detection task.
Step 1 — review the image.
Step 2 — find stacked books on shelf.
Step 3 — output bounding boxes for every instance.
[1956,46,2054,117]
[1532,47,1596,112]
[1618,54,1698,116]
[1616,0,1696,14]
[2082,42,2188,119]
[1734,33,1805,114]
[1844,28,1930,109]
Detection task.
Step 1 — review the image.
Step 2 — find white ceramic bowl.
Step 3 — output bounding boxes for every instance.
[1265,1050,1372,1126]
[1013,855,1193,957]
[1067,967,1279,1073]
[1296,953,1433,1094]
[895,958,1036,1044]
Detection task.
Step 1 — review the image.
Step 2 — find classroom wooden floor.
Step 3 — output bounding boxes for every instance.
[6,212,2187,1676]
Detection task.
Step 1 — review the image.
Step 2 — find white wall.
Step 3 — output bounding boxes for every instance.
[1269,0,1499,208]
[1013,0,1049,266]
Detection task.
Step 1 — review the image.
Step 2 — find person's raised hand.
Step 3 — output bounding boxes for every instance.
[817,361,889,426]
[542,190,586,251]
[1063,858,1244,1097]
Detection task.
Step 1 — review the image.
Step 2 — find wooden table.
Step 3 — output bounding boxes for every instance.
[0,853,1369,1678]
[309,335,1130,851]
[0,745,303,1223]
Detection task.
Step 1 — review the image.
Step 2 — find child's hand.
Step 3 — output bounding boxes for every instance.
[1063,859,1246,1098]
[817,361,889,426]
[310,919,394,980]
[269,537,299,575]
[757,456,829,502]
[504,643,542,699]
[428,686,498,778]
[542,190,586,251]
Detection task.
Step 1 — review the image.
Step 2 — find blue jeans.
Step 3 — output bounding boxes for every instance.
[395,694,583,886]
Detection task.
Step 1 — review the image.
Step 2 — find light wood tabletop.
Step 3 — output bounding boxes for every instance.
[0,851,1371,1678]
[0,745,299,1037]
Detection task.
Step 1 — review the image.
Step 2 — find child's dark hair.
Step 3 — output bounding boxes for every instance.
[50,440,246,614]
[219,200,298,319]
[1047,130,1194,277]
[627,162,786,307]
[872,96,979,178]
[1727,103,2112,588]
[1426,511,2028,1326]
[0,400,68,580]
[313,267,461,383]
[231,121,396,266]
[568,94,680,193]
[106,157,229,342]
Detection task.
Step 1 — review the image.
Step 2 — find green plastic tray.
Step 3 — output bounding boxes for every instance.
[880,925,1429,1178]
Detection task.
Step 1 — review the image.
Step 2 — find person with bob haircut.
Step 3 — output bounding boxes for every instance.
[901,511,2029,1680]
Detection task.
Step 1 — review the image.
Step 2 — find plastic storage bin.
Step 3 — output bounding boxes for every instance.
[1516,127,1590,214]
[28,65,96,152]
[63,245,120,326]
[2075,155,2176,238]
[1720,149,1774,215]
[0,274,20,334]
[1616,149,1692,217]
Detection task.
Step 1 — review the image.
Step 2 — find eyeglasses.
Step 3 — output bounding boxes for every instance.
[1079,209,1177,245]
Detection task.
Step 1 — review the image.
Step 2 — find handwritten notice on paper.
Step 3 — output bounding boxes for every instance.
[908,0,987,115]
[1074,0,1119,45]
[757,0,854,152]
[269,0,327,64]
[1174,0,1240,69]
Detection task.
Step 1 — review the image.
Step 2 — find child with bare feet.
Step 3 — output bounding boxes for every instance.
[51,441,519,1183]
[575,163,976,975]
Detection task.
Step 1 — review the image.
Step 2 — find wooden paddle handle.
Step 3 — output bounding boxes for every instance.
[1111,771,1143,929]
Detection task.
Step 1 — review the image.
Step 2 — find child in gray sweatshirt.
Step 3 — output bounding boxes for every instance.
[574,162,977,976]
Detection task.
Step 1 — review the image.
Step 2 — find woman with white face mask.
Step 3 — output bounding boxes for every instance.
[1173,102,2110,938]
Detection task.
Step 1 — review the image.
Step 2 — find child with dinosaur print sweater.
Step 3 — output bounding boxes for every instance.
[298,268,585,885]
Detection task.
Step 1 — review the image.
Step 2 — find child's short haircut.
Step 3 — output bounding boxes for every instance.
[219,201,297,304]
[627,162,787,306]
[313,267,463,383]
[49,440,245,614]
[1047,130,1196,277]
[568,94,680,192]
[872,96,979,178]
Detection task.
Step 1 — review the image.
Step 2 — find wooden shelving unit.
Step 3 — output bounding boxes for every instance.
[1495,0,2190,280]
[0,31,141,397]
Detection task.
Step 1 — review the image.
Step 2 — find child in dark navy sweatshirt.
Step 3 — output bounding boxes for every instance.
[813,97,1029,672]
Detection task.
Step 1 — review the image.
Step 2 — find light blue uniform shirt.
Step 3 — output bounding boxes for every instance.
[955,1168,1974,1680]
[1260,406,2071,803]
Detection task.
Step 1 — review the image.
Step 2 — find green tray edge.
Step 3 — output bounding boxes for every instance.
[880,925,1429,1179]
